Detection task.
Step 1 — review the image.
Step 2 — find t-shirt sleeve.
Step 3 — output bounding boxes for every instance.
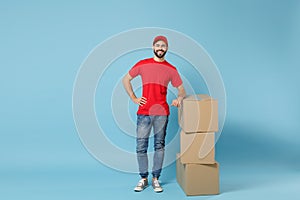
[171,69,183,88]
[128,62,140,78]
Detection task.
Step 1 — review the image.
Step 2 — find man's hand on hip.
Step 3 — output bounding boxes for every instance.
[133,97,147,106]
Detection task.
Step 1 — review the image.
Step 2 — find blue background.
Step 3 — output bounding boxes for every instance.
[1,0,299,199]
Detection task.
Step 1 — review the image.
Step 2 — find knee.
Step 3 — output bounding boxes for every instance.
[136,148,148,154]
[154,140,165,151]
[136,138,148,154]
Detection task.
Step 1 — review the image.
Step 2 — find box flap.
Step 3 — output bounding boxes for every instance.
[184,94,214,101]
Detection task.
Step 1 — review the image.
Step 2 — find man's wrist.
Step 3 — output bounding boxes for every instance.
[130,93,137,100]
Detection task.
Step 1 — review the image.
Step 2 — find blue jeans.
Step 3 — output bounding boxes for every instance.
[136,115,168,179]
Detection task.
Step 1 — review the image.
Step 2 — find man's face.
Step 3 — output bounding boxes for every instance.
[153,40,168,59]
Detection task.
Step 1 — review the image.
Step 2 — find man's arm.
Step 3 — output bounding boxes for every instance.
[171,84,186,107]
[122,73,147,106]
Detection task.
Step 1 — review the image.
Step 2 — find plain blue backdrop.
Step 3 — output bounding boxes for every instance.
[1,0,299,199]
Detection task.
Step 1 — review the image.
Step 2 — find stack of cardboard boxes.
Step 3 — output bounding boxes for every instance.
[176,94,219,196]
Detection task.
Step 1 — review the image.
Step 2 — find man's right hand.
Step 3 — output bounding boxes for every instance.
[133,97,147,106]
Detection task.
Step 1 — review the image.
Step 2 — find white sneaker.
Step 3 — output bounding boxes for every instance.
[152,179,163,193]
[134,179,148,192]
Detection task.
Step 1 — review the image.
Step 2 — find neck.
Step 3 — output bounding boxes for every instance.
[153,56,165,62]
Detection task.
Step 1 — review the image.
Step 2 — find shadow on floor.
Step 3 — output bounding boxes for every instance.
[161,121,300,193]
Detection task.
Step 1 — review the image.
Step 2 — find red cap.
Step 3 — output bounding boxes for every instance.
[153,35,168,46]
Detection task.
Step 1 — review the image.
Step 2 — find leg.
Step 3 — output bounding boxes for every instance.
[136,115,152,178]
[152,115,168,179]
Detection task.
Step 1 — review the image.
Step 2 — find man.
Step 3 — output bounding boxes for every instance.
[122,35,186,193]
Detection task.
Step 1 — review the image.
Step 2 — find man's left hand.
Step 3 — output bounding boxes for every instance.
[171,99,180,107]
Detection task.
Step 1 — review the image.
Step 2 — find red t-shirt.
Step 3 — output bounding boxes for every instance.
[129,58,183,115]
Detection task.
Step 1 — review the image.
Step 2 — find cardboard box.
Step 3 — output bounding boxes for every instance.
[176,154,219,196]
[180,131,215,164]
[179,94,218,133]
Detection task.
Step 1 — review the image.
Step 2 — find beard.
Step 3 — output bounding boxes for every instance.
[154,49,167,58]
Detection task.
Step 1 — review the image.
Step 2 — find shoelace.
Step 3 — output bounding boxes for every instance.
[153,180,160,187]
[137,180,145,187]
